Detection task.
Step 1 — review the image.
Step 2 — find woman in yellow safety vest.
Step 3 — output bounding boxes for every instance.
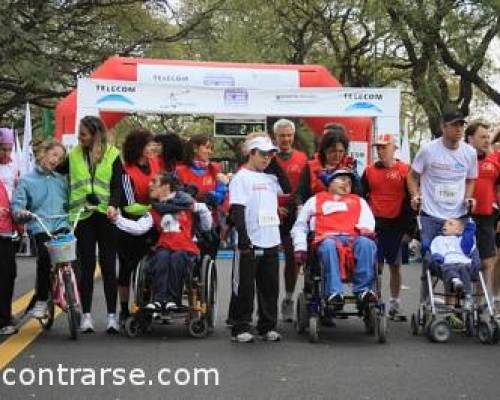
[68,116,123,334]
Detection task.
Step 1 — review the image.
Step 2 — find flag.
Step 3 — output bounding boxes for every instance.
[400,124,411,163]
[13,126,23,171]
[21,102,35,175]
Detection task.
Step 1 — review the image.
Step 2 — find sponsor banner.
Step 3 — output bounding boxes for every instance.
[137,64,300,88]
[78,79,400,118]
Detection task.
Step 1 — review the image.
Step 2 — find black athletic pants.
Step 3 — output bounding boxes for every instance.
[75,212,117,314]
[231,246,279,336]
[0,237,16,328]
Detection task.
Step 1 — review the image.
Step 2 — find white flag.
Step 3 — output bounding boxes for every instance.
[400,126,411,163]
[13,126,22,171]
[21,102,35,175]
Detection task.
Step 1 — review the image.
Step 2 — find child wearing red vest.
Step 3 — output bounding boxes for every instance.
[112,173,212,312]
[292,169,377,307]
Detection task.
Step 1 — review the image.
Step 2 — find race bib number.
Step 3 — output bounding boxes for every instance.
[435,184,460,204]
[160,214,181,232]
[258,211,280,227]
[322,201,348,215]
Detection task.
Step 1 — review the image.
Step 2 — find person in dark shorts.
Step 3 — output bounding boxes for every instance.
[362,133,412,319]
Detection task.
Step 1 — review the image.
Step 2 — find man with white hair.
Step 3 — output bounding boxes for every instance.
[229,133,290,343]
[273,118,308,322]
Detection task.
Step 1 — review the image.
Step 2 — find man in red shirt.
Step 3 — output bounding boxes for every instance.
[273,119,308,322]
[465,121,500,303]
[362,134,412,320]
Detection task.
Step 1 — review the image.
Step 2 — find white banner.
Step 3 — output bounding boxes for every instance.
[137,64,300,89]
[77,78,400,118]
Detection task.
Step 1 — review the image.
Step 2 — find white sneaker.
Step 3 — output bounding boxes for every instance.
[80,313,95,333]
[145,302,162,311]
[31,301,48,319]
[261,330,281,342]
[452,278,464,293]
[231,332,254,343]
[0,325,18,335]
[164,302,177,311]
[106,314,119,334]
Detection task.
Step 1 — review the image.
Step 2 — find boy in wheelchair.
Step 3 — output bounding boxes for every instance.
[291,168,378,309]
[111,173,212,313]
[428,218,476,309]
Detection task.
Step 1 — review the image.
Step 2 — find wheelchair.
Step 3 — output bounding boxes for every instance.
[295,236,387,343]
[123,233,218,339]
[411,251,499,344]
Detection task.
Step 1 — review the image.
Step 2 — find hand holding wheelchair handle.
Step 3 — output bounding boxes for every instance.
[464,197,476,215]
[410,193,422,212]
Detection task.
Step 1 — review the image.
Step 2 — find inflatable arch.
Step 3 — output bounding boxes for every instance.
[55,57,373,145]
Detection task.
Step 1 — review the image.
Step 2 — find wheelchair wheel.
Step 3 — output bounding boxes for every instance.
[428,319,451,343]
[295,293,308,334]
[134,258,150,308]
[188,318,208,338]
[477,320,499,344]
[200,255,217,332]
[124,316,140,338]
[375,312,387,344]
[309,315,319,343]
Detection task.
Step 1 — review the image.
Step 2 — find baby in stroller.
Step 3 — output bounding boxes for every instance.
[429,218,476,309]
[111,173,212,312]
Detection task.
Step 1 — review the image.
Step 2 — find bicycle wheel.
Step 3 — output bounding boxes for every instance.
[63,268,80,340]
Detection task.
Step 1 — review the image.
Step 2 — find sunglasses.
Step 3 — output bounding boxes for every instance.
[256,149,275,157]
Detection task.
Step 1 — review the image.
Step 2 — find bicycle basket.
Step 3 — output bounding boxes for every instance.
[46,234,77,264]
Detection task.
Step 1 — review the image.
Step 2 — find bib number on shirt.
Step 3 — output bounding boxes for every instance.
[258,211,280,227]
[322,201,348,215]
[435,184,460,204]
[160,214,181,232]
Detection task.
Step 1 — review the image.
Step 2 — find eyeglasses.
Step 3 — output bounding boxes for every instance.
[257,149,275,158]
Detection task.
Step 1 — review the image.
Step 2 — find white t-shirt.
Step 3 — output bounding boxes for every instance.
[412,138,477,219]
[430,235,472,265]
[229,167,282,248]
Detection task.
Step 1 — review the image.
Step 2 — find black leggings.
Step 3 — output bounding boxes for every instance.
[0,238,16,327]
[75,212,117,314]
[34,233,52,301]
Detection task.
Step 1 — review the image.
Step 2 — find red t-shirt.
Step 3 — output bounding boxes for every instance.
[276,150,308,193]
[473,152,500,215]
[364,160,409,219]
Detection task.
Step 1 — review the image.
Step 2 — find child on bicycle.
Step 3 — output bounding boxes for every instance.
[110,173,212,312]
[12,140,69,319]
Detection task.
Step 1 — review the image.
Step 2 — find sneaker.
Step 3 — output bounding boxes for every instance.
[281,299,294,322]
[106,314,120,334]
[231,332,255,343]
[358,290,377,305]
[80,313,95,333]
[164,302,177,312]
[452,278,464,293]
[0,325,18,335]
[388,298,406,320]
[327,293,344,305]
[145,302,162,311]
[31,301,48,319]
[261,330,281,342]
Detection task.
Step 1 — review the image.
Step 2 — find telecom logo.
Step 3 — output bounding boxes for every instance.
[96,94,134,106]
[345,102,382,113]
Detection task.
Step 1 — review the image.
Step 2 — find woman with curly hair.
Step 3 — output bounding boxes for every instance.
[296,123,361,204]
[153,131,185,173]
[118,128,162,324]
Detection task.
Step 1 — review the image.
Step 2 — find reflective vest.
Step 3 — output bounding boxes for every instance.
[123,157,161,217]
[69,144,120,221]
[314,192,361,243]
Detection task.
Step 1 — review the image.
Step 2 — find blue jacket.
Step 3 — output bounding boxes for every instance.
[12,167,70,235]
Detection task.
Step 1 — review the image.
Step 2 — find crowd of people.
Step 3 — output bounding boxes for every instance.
[0,110,499,345]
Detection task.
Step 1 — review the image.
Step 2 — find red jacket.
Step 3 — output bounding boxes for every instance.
[314,192,361,243]
[151,209,199,255]
[0,181,14,234]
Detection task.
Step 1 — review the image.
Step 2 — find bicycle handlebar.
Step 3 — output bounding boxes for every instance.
[27,206,92,239]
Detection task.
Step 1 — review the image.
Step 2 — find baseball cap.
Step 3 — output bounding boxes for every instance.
[321,168,354,186]
[0,128,14,145]
[441,110,466,125]
[245,136,279,153]
[372,133,398,147]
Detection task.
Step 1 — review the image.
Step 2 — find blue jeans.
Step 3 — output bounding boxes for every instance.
[317,236,377,296]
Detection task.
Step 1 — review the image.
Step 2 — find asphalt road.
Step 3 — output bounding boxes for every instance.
[1,256,500,400]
